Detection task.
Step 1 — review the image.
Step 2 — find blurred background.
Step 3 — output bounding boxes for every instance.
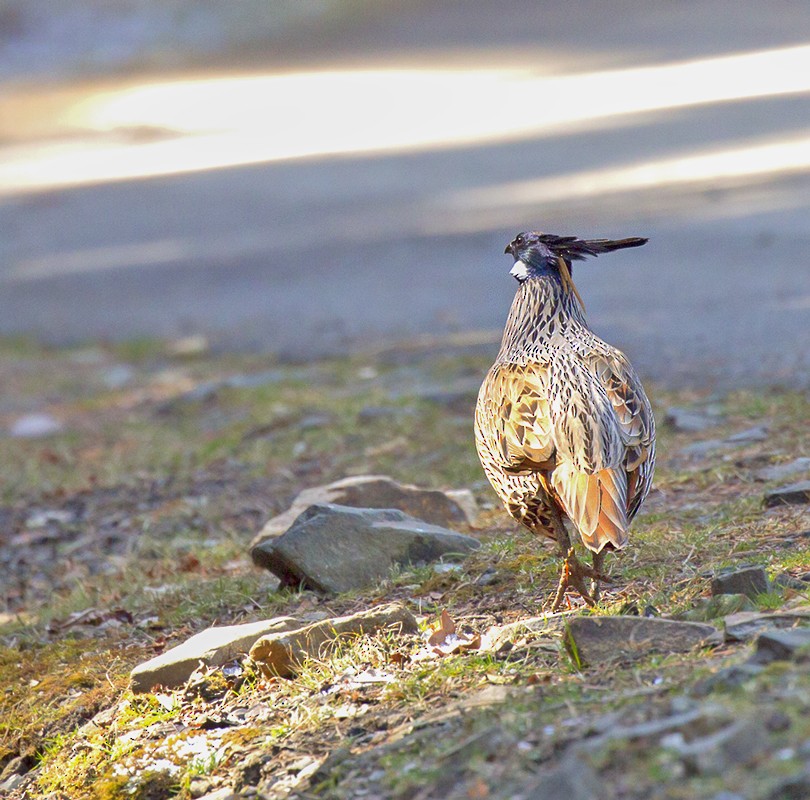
[0,0,808,387]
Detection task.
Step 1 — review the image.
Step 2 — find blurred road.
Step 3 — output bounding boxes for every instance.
[1,1,809,387]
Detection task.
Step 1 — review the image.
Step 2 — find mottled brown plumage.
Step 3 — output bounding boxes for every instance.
[475,231,655,608]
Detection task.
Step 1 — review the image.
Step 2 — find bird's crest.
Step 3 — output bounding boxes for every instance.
[506,232,648,311]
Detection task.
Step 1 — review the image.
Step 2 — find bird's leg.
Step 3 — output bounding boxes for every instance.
[548,504,596,611]
[590,549,606,603]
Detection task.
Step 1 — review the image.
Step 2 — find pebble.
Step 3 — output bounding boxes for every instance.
[665,406,724,432]
[9,413,63,438]
[764,481,810,508]
[755,457,810,482]
[711,567,770,599]
[754,628,810,664]
[100,364,135,389]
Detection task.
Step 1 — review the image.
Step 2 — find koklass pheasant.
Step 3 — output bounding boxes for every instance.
[475,232,655,610]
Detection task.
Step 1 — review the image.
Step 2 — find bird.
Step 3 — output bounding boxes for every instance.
[474,231,655,610]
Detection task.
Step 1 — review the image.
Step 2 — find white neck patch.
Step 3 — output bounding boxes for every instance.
[509,260,529,281]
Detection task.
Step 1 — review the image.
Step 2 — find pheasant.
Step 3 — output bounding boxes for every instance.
[475,232,655,610]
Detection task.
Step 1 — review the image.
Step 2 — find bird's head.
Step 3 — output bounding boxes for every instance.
[504,230,648,308]
[505,231,584,307]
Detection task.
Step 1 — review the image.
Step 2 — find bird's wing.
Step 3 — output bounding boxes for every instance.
[546,355,629,550]
[589,349,656,521]
[476,362,555,472]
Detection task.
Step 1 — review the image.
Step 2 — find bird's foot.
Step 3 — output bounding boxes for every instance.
[551,548,611,611]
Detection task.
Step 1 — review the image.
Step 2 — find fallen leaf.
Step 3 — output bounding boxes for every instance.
[424,610,482,657]
[427,610,456,646]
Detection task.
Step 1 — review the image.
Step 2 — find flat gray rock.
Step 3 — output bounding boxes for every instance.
[252,503,480,593]
[755,457,810,483]
[131,616,302,693]
[564,616,719,667]
[753,628,810,664]
[664,719,765,775]
[516,756,600,800]
[679,426,769,459]
[251,474,478,553]
[664,406,724,432]
[711,566,770,599]
[724,610,810,642]
[764,481,810,508]
[725,425,768,443]
[250,602,419,677]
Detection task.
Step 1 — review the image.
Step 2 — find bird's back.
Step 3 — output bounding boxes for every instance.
[475,275,655,552]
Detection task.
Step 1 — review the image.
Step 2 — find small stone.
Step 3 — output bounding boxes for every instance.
[711,567,770,599]
[25,509,76,529]
[252,504,480,593]
[679,426,768,459]
[765,770,810,800]
[563,616,719,667]
[483,616,561,652]
[100,364,135,389]
[168,335,209,357]
[297,414,333,431]
[517,756,600,800]
[0,774,24,792]
[753,628,810,664]
[665,407,724,432]
[196,789,238,800]
[673,720,765,775]
[765,481,810,508]
[9,413,62,438]
[726,426,768,443]
[130,616,303,692]
[188,777,213,798]
[755,458,810,483]
[476,567,501,586]
[693,663,764,694]
[356,406,412,422]
[680,439,727,458]
[765,711,792,732]
[773,572,808,591]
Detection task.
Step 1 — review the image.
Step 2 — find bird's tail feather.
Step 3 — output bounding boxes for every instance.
[551,463,629,553]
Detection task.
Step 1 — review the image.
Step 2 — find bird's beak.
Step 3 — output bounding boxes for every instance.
[504,243,514,256]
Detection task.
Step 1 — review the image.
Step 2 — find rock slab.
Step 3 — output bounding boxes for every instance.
[764,481,810,508]
[253,503,480,593]
[755,457,810,483]
[251,474,478,554]
[664,406,724,432]
[250,602,418,678]
[564,616,719,667]
[753,628,810,664]
[711,567,770,599]
[723,610,810,642]
[131,616,302,692]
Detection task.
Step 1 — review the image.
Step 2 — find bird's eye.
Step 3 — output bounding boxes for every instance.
[515,235,524,246]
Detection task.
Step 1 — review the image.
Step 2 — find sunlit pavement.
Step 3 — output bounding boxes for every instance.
[0,2,809,387]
